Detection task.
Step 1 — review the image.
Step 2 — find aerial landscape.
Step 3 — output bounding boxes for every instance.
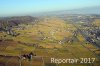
[0,0,100,66]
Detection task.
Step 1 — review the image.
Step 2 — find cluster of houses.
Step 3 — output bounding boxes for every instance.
[79,22,100,47]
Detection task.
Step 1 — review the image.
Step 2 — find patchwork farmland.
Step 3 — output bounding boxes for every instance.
[0,15,100,66]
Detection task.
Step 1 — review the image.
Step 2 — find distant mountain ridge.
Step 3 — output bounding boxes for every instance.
[0,16,38,31]
[63,6,100,14]
[34,6,100,16]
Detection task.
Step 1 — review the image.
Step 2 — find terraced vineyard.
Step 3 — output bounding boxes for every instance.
[0,16,100,66]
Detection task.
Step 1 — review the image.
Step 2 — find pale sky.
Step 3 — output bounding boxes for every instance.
[0,0,100,16]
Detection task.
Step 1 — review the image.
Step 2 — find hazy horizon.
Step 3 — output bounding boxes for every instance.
[0,0,100,17]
